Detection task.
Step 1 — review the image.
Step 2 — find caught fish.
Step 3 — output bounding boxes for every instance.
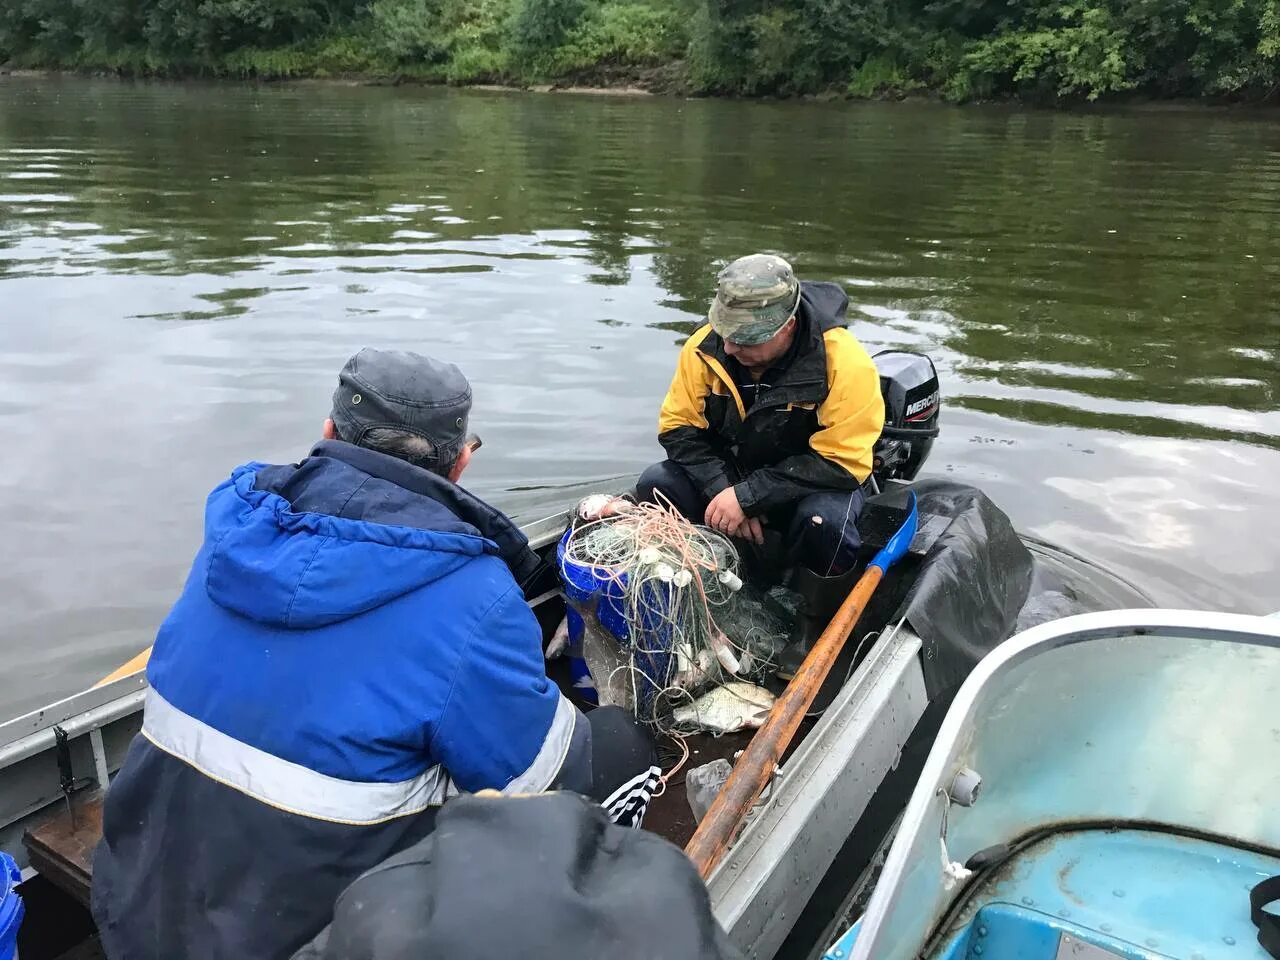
[673,681,775,734]
[545,614,570,660]
[577,494,633,521]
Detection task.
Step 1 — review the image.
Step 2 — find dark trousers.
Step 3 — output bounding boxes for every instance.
[636,460,866,576]
[584,705,659,828]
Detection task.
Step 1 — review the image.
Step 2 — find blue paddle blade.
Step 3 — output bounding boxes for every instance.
[868,490,918,574]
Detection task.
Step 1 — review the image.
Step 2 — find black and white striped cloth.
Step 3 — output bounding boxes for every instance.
[584,705,662,828]
[601,764,663,829]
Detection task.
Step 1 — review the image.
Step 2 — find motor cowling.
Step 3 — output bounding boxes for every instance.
[871,350,940,487]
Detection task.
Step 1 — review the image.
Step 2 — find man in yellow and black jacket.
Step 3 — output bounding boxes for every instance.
[639,254,885,575]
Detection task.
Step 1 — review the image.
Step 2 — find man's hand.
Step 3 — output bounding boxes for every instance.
[737,516,765,546]
[705,487,746,536]
[705,487,764,545]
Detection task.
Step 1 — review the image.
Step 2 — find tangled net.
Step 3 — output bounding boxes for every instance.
[560,494,788,735]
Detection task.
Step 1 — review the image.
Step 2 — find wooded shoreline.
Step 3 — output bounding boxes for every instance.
[4,0,1279,105]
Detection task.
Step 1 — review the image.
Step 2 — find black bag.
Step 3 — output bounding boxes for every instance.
[293,792,743,960]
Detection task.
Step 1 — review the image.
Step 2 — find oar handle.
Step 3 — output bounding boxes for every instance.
[95,646,153,687]
[685,565,884,879]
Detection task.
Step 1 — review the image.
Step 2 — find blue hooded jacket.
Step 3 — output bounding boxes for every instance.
[91,441,590,960]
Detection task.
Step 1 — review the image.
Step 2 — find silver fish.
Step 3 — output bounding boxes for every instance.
[673,681,776,734]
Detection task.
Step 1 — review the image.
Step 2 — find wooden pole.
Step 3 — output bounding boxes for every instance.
[685,565,884,879]
[94,646,152,687]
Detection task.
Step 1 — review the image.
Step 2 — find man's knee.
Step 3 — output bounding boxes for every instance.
[797,489,867,536]
[586,706,661,828]
[587,706,656,791]
[636,461,703,520]
[790,488,867,572]
[637,461,675,499]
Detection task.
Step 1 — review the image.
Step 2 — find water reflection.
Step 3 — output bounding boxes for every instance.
[0,78,1278,715]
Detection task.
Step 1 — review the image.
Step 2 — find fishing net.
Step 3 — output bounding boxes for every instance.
[558,495,791,734]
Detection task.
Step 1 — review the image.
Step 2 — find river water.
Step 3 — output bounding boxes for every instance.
[1,77,1277,718]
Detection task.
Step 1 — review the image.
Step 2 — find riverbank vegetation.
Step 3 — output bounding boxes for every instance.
[3,0,1279,102]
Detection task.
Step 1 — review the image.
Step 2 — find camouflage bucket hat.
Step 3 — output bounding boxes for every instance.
[708,253,802,346]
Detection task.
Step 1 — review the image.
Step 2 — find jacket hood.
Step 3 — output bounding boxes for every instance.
[797,280,849,334]
[202,460,495,629]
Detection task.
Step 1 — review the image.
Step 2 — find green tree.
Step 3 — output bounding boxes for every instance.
[510,0,587,65]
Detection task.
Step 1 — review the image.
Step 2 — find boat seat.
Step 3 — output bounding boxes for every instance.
[928,829,1280,960]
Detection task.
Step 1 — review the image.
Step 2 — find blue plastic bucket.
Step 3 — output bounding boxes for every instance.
[557,527,679,714]
[557,528,631,641]
[0,851,24,960]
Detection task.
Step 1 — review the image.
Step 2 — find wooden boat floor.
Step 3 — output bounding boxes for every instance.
[643,716,817,849]
[24,790,103,908]
[643,730,754,848]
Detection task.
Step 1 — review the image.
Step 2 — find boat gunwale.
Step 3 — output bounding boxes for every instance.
[708,626,927,957]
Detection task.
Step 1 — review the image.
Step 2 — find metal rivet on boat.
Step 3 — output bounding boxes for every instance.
[978,927,988,937]
[833,951,843,958]
[1224,936,1236,946]
[973,946,984,956]
[1100,924,1113,933]
[1021,897,1035,906]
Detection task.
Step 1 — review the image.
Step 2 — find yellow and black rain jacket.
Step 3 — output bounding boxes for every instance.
[658,281,885,517]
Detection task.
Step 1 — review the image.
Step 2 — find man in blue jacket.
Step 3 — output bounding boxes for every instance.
[92,349,659,960]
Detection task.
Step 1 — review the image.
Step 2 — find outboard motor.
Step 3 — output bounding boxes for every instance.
[870,350,940,491]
